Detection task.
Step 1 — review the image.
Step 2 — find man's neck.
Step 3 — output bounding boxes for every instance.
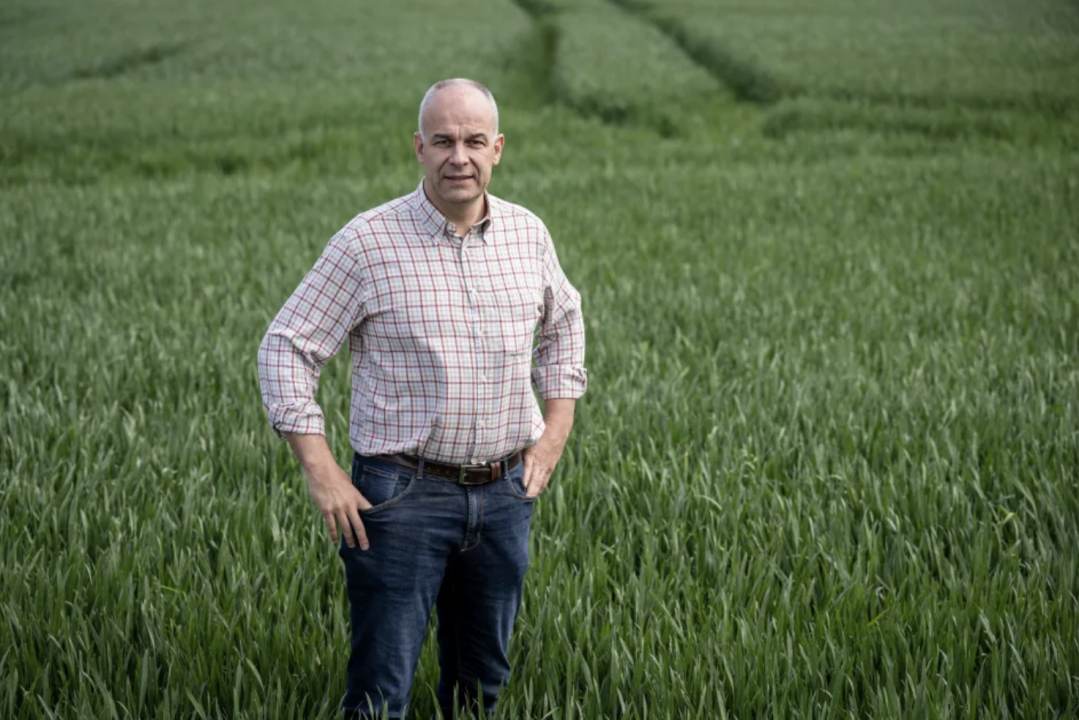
[423,180,486,237]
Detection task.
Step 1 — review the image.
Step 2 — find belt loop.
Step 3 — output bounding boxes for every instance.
[417,456,425,480]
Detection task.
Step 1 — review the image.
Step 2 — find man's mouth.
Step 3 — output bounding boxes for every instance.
[445,175,473,182]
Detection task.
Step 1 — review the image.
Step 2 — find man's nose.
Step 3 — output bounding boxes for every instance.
[450,142,469,165]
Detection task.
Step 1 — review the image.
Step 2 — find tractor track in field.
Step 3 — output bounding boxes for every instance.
[507,0,682,135]
[0,6,37,31]
[67,42,188,83]
[506,0,559,108]
[602,0,781,107]
[603,0,1079,131]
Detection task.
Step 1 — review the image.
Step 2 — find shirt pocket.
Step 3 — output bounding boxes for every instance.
[494,286,542,356]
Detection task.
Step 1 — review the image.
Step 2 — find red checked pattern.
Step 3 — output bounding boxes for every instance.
[257,181,588,465]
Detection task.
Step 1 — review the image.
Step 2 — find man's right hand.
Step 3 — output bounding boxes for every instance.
[303,461,372,550]
[284,433,372,550]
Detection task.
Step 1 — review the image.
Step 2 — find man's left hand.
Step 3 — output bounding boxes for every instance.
[521,399,576,497]
[521,433,565,498]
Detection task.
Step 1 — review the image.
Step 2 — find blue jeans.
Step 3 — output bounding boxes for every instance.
[338,452,536,719]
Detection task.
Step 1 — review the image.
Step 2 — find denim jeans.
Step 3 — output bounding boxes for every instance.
[338,452,536,719]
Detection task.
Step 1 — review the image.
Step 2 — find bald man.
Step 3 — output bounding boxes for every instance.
[257,78,588,719]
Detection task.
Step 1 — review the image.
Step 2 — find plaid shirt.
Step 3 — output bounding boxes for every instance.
[257,181,587,465]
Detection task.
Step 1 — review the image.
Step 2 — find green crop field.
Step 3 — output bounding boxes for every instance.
[2,0,1078,717]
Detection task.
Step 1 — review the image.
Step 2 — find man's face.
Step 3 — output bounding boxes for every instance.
[414,86,504,210]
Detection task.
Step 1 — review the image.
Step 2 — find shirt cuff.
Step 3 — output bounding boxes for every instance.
[267,401,326,439]
[531,365,587,400]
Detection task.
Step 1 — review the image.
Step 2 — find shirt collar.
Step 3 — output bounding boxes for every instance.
[412,179,495,245]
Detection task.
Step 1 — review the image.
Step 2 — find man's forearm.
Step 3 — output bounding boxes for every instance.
[284,432,339,475]
[542,398,576,441]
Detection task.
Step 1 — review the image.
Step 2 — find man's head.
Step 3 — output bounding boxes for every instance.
[414,79,504,213]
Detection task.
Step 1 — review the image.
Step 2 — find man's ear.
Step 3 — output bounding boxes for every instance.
[413,132,424,163]
[492,134,505,165]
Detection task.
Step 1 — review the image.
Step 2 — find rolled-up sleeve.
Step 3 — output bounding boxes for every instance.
[256,230,368,438]
[531,227,588,400]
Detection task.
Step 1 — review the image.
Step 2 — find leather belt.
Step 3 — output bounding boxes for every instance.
[377,451,523,486]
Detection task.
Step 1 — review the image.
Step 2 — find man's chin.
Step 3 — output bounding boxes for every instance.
[438,186,482,203]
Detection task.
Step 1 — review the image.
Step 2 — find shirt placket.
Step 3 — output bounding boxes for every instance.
[459,227,489,464]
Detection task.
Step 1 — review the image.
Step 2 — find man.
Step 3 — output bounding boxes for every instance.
[256,78,587,719]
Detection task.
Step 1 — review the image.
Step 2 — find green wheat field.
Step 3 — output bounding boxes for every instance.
[3,0,1079,717]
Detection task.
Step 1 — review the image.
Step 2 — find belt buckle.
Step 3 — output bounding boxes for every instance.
[458,463,490,486]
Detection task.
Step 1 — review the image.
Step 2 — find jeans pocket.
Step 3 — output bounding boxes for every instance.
[353,461,416,515]
[506,465,537,502]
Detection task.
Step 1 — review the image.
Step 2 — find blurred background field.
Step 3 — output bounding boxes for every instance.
[2,0,1078,718]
